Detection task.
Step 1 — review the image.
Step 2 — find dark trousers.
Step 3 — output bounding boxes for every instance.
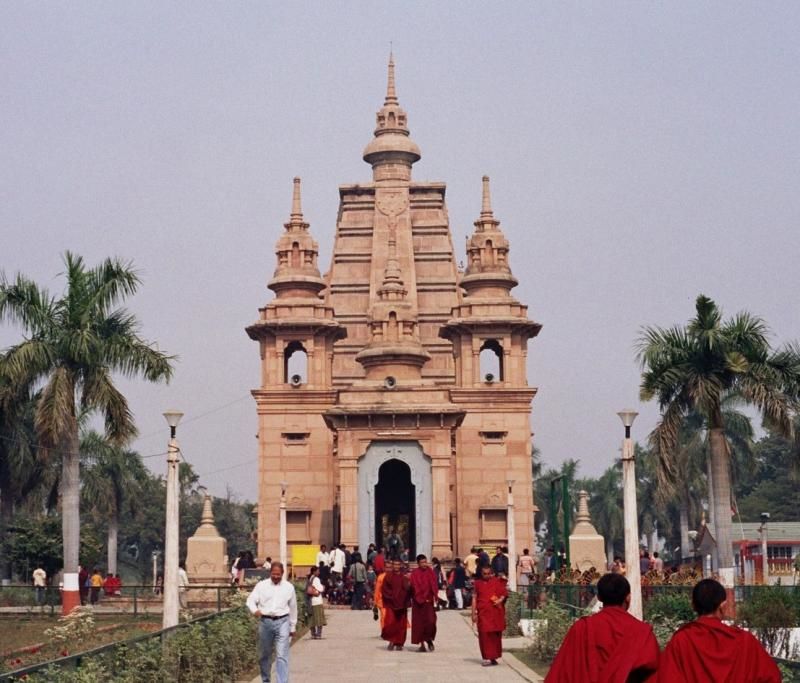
[351,581,366,609]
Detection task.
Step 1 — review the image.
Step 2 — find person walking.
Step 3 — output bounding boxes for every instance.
[381,558,411,650]
[247,561,298,683]
[472,566,507,667]
[464,547,480,578]
[409,554,438,652]
[330,544,346,582]
[306,565,326,639]
[350,552,367,610]
[491,546,509,578]
[315,544,330,569]
[178,561,190,608]
[451,558,467,610]
[89,568,103,605]
[518,548,535,587]
[374,561,390,630]
[32,564,47,606]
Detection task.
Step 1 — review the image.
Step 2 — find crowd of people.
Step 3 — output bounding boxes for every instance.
[245,542,515,683]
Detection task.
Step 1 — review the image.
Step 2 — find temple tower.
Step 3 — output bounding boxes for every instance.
[249,56,541,563]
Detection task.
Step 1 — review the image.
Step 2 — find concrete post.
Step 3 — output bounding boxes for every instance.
[162,433,181,629]
[618,410,642,621]
[507,479,517,592]
[279,482,288,571]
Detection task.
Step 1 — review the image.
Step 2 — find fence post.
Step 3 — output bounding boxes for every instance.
[217,587,222,613]
[133,587,138,616]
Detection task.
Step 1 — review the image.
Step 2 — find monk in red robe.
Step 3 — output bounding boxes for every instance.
[381,559,411,650]
[472,565,508,666]
[545,573,659,682]
[409,554,439,652]
[659,578,781,683]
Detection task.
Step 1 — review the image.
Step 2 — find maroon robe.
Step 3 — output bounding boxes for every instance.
[409,566,438,644]
[474,576,508,660]
[545,606,660,683]
[381,571,411,646]
[659,617,780,683]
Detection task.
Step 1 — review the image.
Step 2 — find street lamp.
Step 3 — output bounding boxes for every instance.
[617,409,642,620]
[162,409,183,629]
[506,478,517,592]
[279,481,288,572]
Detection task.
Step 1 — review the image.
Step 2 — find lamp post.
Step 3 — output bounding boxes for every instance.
[618,409,642,620]
[162,409,183,629]
[279,481,288,571]
[506,478,517,592]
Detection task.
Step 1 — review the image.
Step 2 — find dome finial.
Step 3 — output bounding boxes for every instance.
[481,175,494,219]
[385,51,398,105]
[291,177,303,220]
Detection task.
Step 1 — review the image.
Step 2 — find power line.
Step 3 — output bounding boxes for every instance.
[134,395,251,441]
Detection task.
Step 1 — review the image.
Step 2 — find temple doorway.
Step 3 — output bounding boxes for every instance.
[357,442,432,558]
[375,458,415,558]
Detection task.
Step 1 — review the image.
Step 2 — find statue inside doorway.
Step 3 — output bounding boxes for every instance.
[382,518,407,559]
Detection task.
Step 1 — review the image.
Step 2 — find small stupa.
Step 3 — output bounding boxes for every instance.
[185,494,230,587]
[568,490,606,572]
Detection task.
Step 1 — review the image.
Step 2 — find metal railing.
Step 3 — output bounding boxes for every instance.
[517,583,800,625]
[0,584,239,616]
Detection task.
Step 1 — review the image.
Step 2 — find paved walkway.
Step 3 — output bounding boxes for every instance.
[248,608,541,682]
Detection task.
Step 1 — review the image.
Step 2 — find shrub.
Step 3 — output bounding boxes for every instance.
[526,602,577,665]
[504,591,522,636]
[736,587,798,659]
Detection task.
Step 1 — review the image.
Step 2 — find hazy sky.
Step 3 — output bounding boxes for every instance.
[2,3,799,502]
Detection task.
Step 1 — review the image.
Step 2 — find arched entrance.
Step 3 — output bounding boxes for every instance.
[357,442,432,558]
[375,459,415,557]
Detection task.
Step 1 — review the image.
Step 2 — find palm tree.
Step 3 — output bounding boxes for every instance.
[0,365,41,580]
[0,253,173,610]
[638,294,800,573]
[81,430,148,575]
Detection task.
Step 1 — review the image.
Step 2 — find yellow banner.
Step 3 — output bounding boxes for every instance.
[291,544,318,567]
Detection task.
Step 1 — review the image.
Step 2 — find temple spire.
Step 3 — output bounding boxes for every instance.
[385,52,398,105]
[290,176,303,221]
[480,175,494,219]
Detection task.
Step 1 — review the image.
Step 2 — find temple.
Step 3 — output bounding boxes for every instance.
[247,56,542,561]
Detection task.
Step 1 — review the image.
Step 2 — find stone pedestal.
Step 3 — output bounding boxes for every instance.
[185,495,229,601]
[568,490,606,572]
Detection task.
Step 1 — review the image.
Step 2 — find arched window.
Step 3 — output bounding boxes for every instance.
[291,242,301,269]
[479,339,503,382]
[284,341,308,384]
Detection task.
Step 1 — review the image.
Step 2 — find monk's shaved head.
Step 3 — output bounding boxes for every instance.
[692,579,727,616]
[597,573,630,606]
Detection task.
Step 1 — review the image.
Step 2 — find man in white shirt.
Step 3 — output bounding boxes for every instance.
[32,564,47,605]
[315,544,330,569]
[330,544,346,579]
[247,561,297,683]
[178,561,189,608]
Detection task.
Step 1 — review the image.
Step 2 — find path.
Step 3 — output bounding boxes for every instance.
[249,608,541,682]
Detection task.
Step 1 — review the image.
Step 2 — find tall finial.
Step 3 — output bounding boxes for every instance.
[385,51,398,105]
[290,177,303,220]
[481,175,494,219]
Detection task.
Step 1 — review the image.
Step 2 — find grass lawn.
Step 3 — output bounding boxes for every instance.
[1,613,161,672]
[508,649,550,678]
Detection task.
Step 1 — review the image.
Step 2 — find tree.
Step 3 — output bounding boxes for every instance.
[585,465,623,565]
[80,430,148,575]
[0,253,173,609]
[638,294,800,573]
